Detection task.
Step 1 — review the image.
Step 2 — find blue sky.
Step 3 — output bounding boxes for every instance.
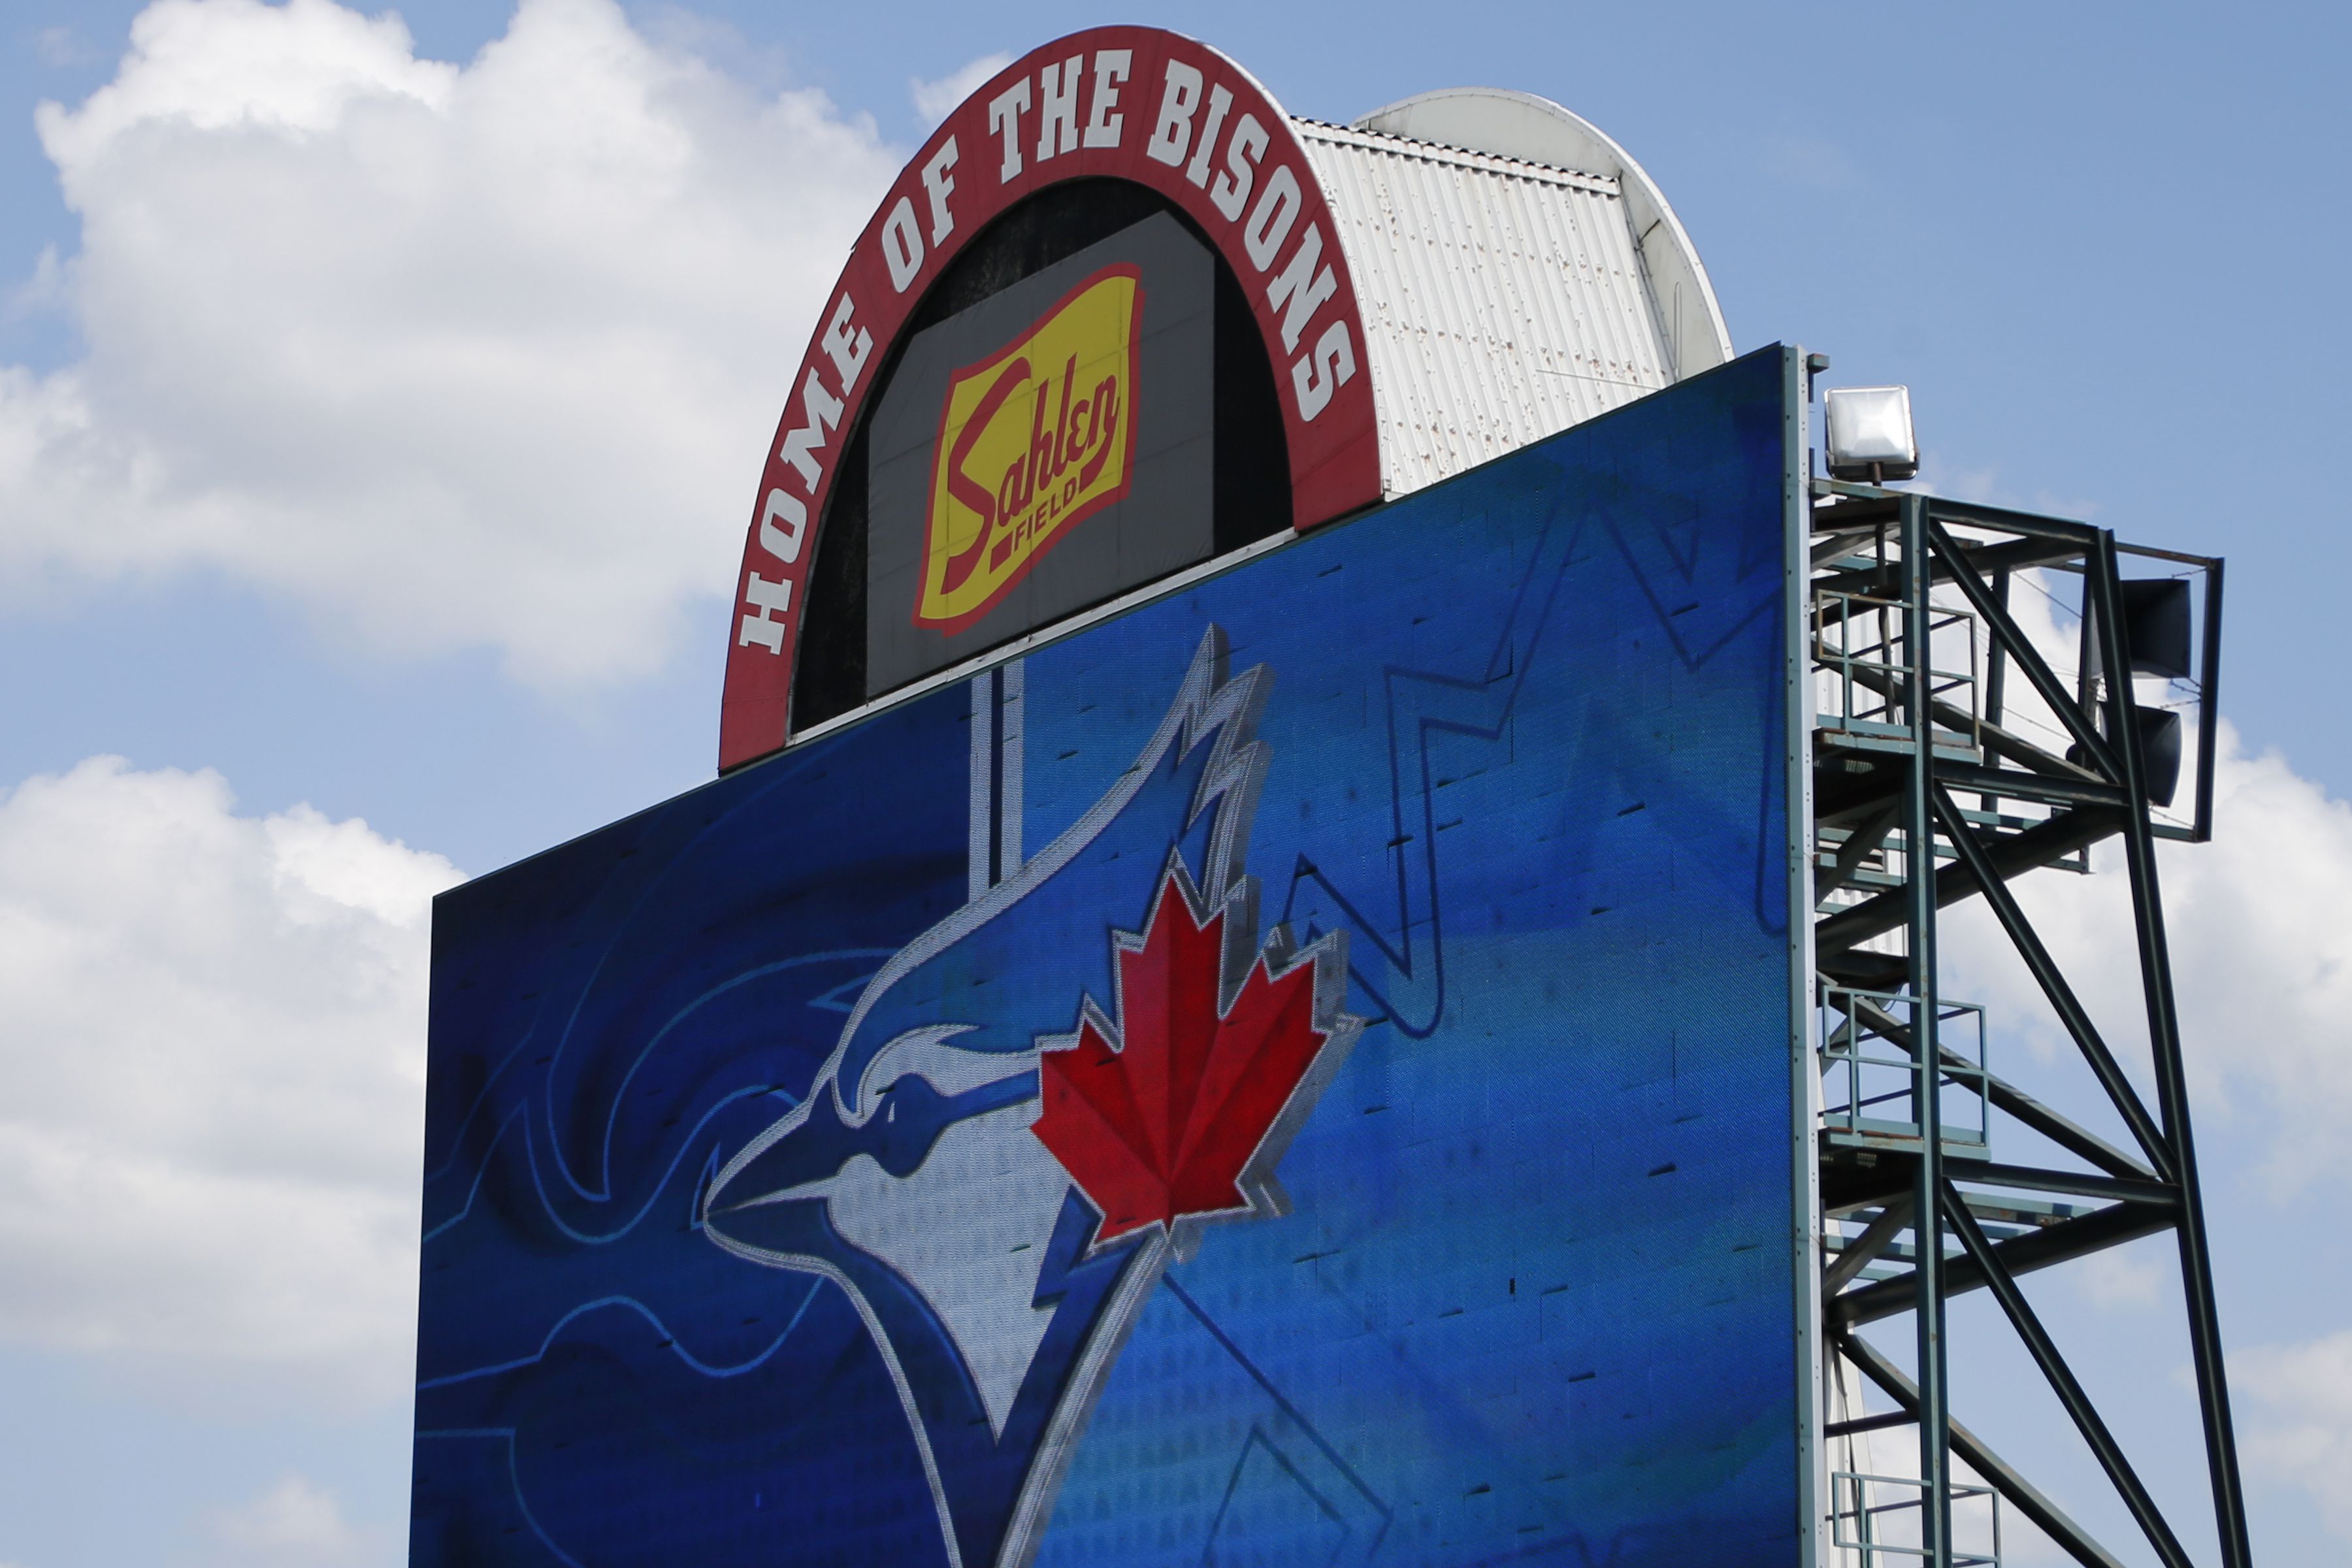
[0,3,2345,1565]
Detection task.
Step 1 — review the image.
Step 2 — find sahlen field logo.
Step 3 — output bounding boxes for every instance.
[701,628,1362,1568]
[917,263,1144,634]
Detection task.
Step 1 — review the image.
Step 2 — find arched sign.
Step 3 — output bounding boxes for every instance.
[717,25,1380,772]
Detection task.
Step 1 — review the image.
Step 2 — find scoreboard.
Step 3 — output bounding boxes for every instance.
[413,25,1808,1568]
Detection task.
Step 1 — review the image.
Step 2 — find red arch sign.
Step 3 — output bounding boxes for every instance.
[717,25,1380,772]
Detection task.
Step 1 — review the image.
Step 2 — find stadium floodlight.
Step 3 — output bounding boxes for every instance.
[1824,384,1919,482]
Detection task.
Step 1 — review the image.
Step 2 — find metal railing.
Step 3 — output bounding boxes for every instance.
[1831,1471,2002,1567]
[1814,587,1981,755]
[1820,987,1990,1153]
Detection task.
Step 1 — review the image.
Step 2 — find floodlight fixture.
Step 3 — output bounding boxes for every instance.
[1823,385,1919,483]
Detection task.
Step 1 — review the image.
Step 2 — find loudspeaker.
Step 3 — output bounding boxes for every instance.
[2065,707,2184,808]
[2120,578,2193,681]
[2140,708,2183,808]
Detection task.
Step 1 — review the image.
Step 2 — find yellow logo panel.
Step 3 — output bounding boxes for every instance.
[918,265,1143,633]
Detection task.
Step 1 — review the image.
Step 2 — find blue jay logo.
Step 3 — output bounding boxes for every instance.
[701,627,1360,1568]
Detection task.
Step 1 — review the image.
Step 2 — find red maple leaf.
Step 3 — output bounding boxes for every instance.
[1031,868,1338,1247]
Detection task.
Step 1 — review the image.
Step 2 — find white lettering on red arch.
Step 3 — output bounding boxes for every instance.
[718,25,1377,773]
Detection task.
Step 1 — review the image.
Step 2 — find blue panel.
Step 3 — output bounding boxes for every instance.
[413,348,1798,1568]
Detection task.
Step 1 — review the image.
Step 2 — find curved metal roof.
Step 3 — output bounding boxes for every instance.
[1301,86,1733,498]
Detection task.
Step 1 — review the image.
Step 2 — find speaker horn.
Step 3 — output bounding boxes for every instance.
[2119,578,2193,681]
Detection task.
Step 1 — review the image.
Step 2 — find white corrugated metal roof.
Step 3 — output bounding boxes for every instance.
[1294,91,1732,500]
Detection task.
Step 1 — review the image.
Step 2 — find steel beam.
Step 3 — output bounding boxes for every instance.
[1921,495,2101,546]
[1825,1409,1918,1439]
[1957,1162,2176,1209]
[2087,535,2254,1568]
[1827,1198,2176,1329]
[1929,784,2175,1178]
[2192,559,2225,842]
[1815,808,2117,955]
[1820,805,1899,899]
[1844,994,2155,1181]
[1943,532,2091,579]
[1932,760,2129,813]
[1812,651,2099,782]
[1927,518,2119,778]
[1825,1196,1916,1296]
[1812,494,1901,530]
[1901,494,1953,1567]
[1940,1183,2194,1568]
[1835,1328,2129,1568]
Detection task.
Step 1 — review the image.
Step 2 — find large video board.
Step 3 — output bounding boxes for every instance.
[412,348,1803,1567]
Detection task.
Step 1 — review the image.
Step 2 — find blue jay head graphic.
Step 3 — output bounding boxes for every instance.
[699,627,1362,1568]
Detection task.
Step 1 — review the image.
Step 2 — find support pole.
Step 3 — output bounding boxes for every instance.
[1837,1328,2129,1568]
[1940,1183,2194,1568]
[2087,534,2254,1568]
[1928,785,2174,1177]
[1903,494,1953,1567]
[1980,565,2010,815]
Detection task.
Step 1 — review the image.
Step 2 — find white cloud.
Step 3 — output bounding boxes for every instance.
[3,0,901,687]
[1941,721,2352,1196]
[202,1473,375,1567]
[36,26,95,69]
[911,50,1011,125]
[2070,1239,2166,1310]
[2238,1330,2352,1541]
[1927,562,2352,1193]
[1908,456,2102,523]
[0,756,460,1408]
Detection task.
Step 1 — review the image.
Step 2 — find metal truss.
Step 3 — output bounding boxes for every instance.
[1806,482,2249,1568]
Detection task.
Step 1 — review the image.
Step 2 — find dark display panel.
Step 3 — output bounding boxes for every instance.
[866,213,1216,700]
[413,350,1801,1568]
[787,182,1292,736]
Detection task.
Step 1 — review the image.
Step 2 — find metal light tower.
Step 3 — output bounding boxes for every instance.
[1806,462,2247,1568]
